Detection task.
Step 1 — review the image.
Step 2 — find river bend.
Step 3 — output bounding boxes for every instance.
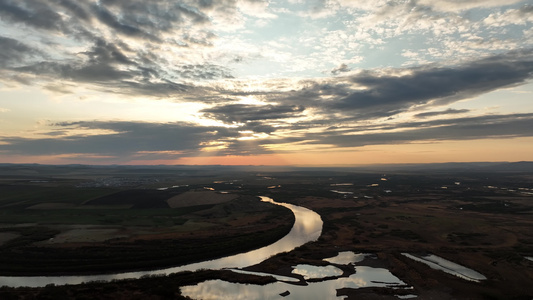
[0,196,323,288]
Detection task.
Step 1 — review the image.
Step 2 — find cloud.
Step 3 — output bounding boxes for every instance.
[1,0,533,164]
[177,64,234,80]
[268,113,533,149]
[484,4,533,27]
[0,119,285,160]
[0,0,66,32]
[6,37,223,96]
[2,112,533,161]
[16,61,132,83]
[54,0,91,21]
[335,0,389,11]
[0,0,234,89]
[414,108,470,118]
[0,36,40,67]
[0,121,233,157]
[418,0,525,12]
[201,104,305,124]
[278,50,533,120]
[331,63,351,75]
[91,4,147,38]
[0,0,212,38]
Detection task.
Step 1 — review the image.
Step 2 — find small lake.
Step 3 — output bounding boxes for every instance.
[0,196,323,288]
[402,253,487,282]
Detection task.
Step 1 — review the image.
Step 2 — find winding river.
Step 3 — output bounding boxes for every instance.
[0,196,323,288]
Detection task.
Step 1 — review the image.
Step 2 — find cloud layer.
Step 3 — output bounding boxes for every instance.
[0,0,532,163]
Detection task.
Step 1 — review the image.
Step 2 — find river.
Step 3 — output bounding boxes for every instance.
[0,196,323,288]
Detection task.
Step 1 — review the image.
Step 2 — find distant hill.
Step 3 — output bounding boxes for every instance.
[0,161,532,175]
[350,161,533,173]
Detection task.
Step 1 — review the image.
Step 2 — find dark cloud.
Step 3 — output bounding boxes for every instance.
[0,36,40,67]
[264,113,533,150]
[273,50,533,121]
[334,53,533,114]
[53,0,91,21]
[2,113,533,160]
[0,118,279,160]
[119,80,191,96]
[202,104,305,123]
[98,0,210,31]
[81,39,135,66]
[15,61,132,82]
[0,0,233,88]
[331,63,350,75]
[91,4,152,39]
[9,38,197,94]
[518,4,533,15]
[0,121,234,157]
[414,108,470,118]
[0,0,65,32]
[0,0,211,39]
[1,0,532,163]
[239,121,276,134]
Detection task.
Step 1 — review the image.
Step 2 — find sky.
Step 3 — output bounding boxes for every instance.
[0,0,532,166]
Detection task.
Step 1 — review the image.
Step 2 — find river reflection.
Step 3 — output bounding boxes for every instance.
[324,251,369,265]
[181,252,411,300]
[0,196,322,288]
[181,264,409,300]
[292,264,343,280]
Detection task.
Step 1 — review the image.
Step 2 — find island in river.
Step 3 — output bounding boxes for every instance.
[0,163,532,299]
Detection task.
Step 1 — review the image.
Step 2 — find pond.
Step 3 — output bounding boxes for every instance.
[402,253,487,282]
[0,196,323,288]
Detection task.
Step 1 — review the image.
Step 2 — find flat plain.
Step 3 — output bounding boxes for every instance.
[0,163,532,299]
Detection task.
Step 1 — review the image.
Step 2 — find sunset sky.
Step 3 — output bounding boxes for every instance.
[0,0,532,166]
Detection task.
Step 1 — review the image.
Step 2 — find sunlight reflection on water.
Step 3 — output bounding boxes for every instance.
[181,265,408,300]
[291,264,343,279]
[324,251,369,265]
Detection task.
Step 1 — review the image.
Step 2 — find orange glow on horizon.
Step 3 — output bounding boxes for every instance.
[174,137,533,166]
[176,154,290,166]
[1,137,532,166]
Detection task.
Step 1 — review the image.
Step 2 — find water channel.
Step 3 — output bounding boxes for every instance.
[0,196,323,288]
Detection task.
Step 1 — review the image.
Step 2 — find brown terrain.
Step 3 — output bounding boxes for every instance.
[0,165,532,299]
[247,189,533,299]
